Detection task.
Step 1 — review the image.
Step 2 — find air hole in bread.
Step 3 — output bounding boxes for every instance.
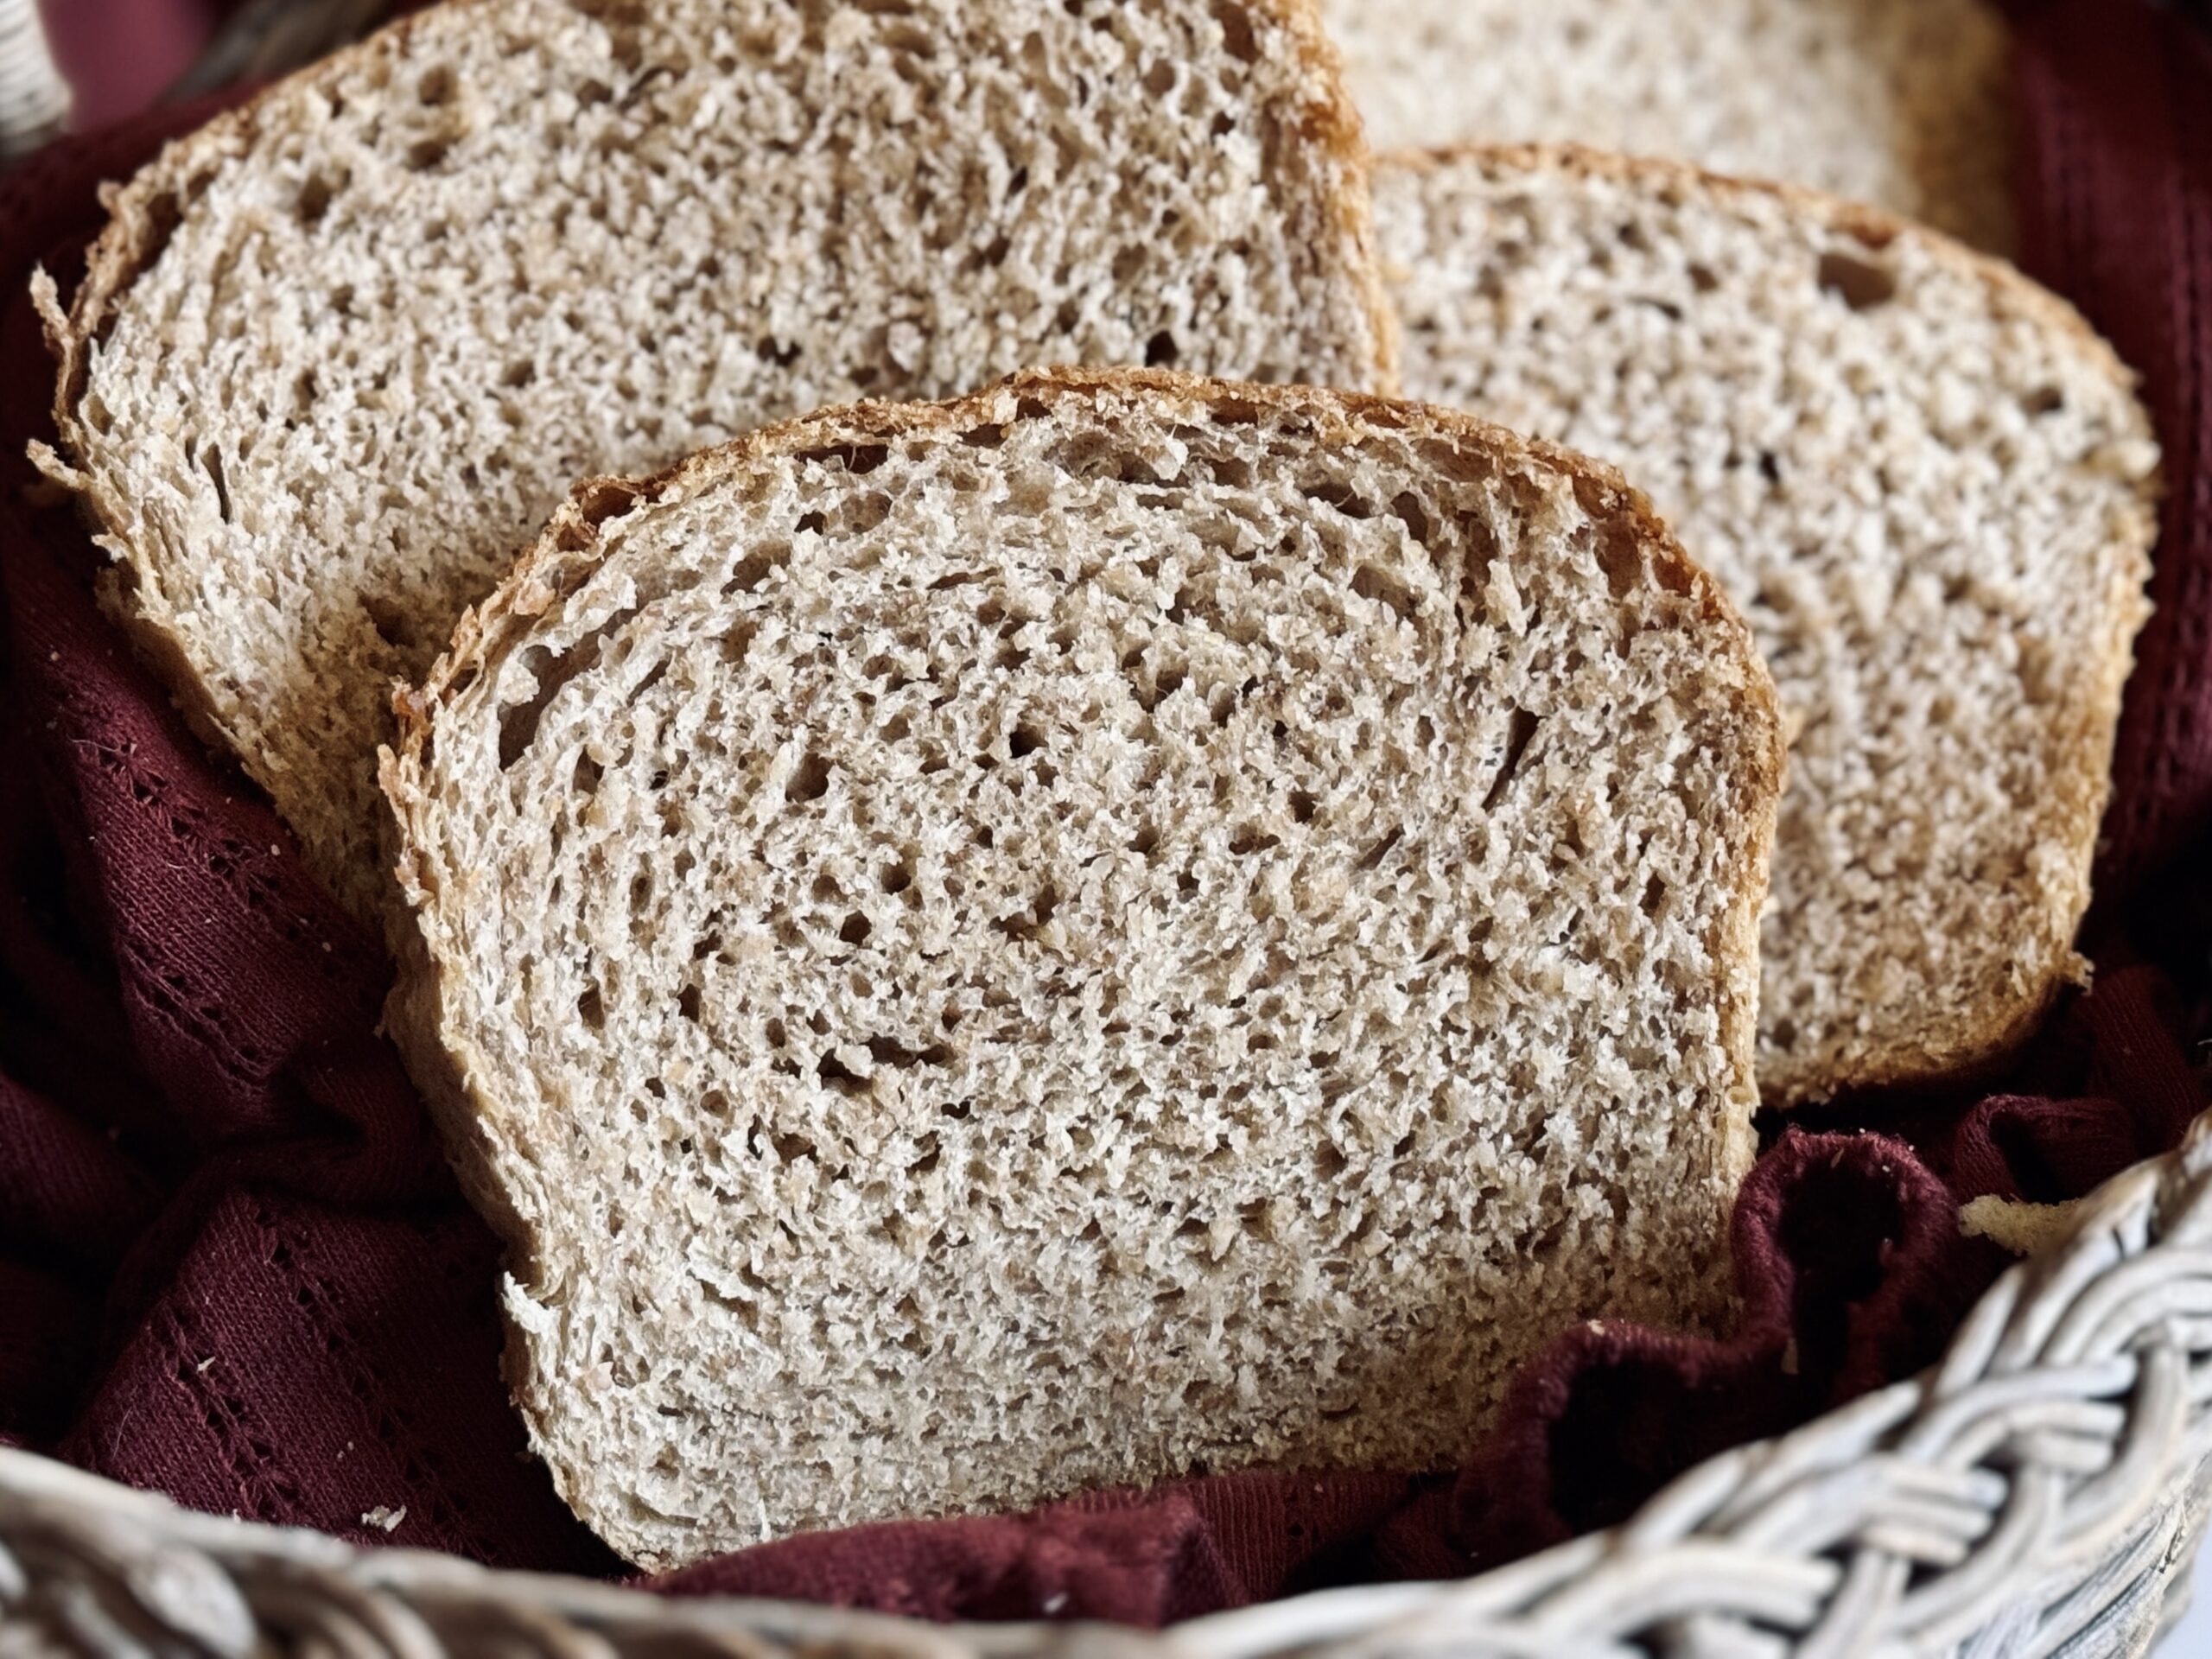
[1355,825,1404,871]
[576,986,606,1029]
[1211,0,1259,62]
[361,593,416,651]
[406,133,456,171]
[1389,492,1432,545]
[497,618,632,768]
[774,1117,825,1158]
[868,1037,950,1069]
[1229,823,1281,856]
[783,753,832,804]
[1145,329,1179,366]
[418,65,456,106]
[1688,263,1719,294]
[297,175,338,225]
[202,442,232,523]
[1482,709,1541,810]
[1351,563,1415,622]
[839,912,872,945]
[724,550,786,594]
[2024,387,2065,416]
[1816,249,1897,310]
[1306,480,1375,519]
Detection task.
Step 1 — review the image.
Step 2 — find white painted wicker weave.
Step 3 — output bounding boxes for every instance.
[0,0,68,160]
[5,1106,2210,1657]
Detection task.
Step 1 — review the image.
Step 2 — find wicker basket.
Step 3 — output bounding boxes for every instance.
[0,0,68,159]
[3,3,2209,1656]
[3,1104,2208,1656]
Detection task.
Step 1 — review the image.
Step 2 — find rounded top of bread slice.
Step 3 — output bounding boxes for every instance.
[1321,0,2016,251]
[1376,143,2160,1103]
[381,366,1783,1564]
[37,0,1392,924]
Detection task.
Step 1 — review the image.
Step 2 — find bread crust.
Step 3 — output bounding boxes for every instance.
[1378,142,2161,1105]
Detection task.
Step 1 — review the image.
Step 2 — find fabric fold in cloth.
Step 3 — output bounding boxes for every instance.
[2,0,2209,1626]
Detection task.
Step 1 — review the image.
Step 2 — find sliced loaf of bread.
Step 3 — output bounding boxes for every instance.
[381,369,1783,1566]
[1321,0,2015,250]
[34,0,1391,924]
[1376,147,2160,1104]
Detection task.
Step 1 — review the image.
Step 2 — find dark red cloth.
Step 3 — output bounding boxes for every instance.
[35,0,223,133]
[3,0,2209,1628]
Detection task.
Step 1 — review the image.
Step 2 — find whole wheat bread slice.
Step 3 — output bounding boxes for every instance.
[1322,0,2015,250]
[32,0,1391,925]
[380,368,1783,1566]
[1376,146,2160,1105]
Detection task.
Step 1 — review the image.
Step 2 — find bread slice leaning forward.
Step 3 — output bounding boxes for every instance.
[1376,146,2160,1106]
[381,368,1783,1567]
[1320,0,2016,251]
[34,0,1392,925]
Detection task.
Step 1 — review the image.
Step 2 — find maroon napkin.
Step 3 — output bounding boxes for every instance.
[3,0,2208,1624]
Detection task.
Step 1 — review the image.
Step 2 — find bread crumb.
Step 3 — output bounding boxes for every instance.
[1960,1194,2082,1258]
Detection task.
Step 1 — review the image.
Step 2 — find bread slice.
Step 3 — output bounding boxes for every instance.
[1376,146,2160,1106]
[1321,0,2015,250]
[33,0,1392,925]
[380,368,1783,1566]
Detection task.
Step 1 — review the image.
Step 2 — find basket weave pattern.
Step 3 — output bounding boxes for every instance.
[0,0,68,159]
[5,1109,2210,1657]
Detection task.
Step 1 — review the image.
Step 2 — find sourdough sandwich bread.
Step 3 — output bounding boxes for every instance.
[1376,147,2159,1104]
[35,0,1391,924]
[1322,0,2015,250]
[381,370,1783,1566]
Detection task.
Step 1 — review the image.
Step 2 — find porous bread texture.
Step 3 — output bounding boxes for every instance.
[35,0,1392,925]
[382,369,1783,1567]
[1321,0,2015,251]
[1376,147,2161,1105]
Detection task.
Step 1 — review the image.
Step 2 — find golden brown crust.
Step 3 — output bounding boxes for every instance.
[385,365,1785,1253]
[1378,142,2161,1108]
[1247,0,1402,393]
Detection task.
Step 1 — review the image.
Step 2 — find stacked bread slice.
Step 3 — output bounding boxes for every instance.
[34,0,1390,923]
[1320,0,2016,250]
[31,0,2158,1572]
[1375,148,2158,1103]
[382,369,1782,1563]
